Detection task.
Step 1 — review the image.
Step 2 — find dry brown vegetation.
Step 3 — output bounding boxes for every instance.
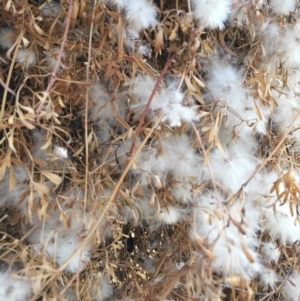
[1,0,300,300]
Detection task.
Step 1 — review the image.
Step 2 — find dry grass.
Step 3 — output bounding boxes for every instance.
[0,0,300,300]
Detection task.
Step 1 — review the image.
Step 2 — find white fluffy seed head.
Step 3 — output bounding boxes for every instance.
[262,170,300,245]
[171,181,193,204]
[269,0,296,15]
[263,201,300,245]
[55,236,92,273]
[204,58,247,111]
[258,268,280,289]
[105,0,127,9]
[16,48,36,68]
[88,82,127,125]
[258,170,300,245]
[123,27,152,57]
[192,190,262,280]
[0,166,30,208]
[260,19,281,58]
[273,93,300,142]
[53,146,68,159]
[260,242,281,264]
[200,147,258,193]
[124,0,158,32]
[122,198,154,226]
[133,144,169,187]
[203,57,268,143]
[0,268,32,301]
[30,225,92,274]
[277,24,300,69]
[192,0,233,30]
[161,134,200,181]
[31,130,47,161]
[89,273,113,301]
[130,75,198,127]
[281,273,300,301]
[0,27,16,49]
[45,47,65,71]
[156,206,183,225]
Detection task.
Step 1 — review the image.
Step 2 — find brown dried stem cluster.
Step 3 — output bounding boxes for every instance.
[0,0,300,301]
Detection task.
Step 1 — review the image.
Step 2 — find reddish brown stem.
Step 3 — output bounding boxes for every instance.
[127,51,177,158]
[36,0,74,114]
[112,52,177,202]
[0,78,15,96]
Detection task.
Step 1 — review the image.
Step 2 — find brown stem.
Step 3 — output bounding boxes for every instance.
[35,0,74,114]
[114,51,177,203]
[127,51,177,159]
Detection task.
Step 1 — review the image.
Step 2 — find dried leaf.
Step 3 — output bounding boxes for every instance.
[194,233,216,260]
[253,99,262,121]
[32,181,50,195]
[19,104,35,115]
[154,25,164,53]
[192,74,205,88]
[0,151,11,180]
[241,240,255,263]
[71,0,79,25]
[33,21,45,35]
[9,165,15,190]
[0,163,7,181]
[150,192,156,207]
[185,76,197,92]
[153,175,162,190]
[169,22,179,41]
[18,113,35,130]
[37,201,49,220]
[130,53,155,77]
[32,158,46,168]
[41,137,52,150]
[226,275,243,286]
[8,132,17,153]
[42,171,62,185]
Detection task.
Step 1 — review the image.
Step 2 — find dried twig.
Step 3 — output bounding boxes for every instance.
[35,0,74,114]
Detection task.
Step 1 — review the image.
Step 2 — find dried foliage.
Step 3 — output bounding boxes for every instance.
[1,0,300,301]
